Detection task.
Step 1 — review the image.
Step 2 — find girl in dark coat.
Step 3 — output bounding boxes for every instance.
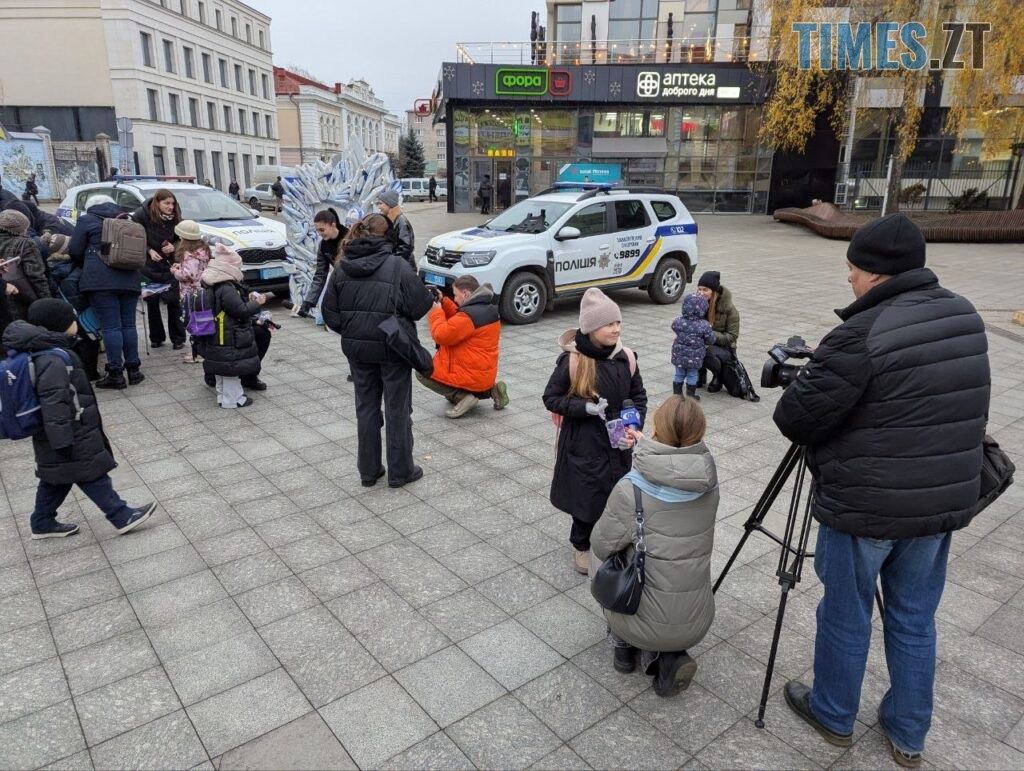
[71,194,143,389]
[132,190,185,349]
[2,300,155,538]
[543,288,647,575]
[298,207,348,318]
[197,244,264,408]
[0,209,51,319]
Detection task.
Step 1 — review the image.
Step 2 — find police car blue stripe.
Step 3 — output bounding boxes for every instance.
[655,223,698,237]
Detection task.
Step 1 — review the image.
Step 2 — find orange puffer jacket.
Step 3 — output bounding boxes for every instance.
[428,286,501,393]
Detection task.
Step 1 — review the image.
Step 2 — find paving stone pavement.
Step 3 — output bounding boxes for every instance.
[1,205,1023,770]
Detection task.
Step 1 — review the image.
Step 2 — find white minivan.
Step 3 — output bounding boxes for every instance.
[400,177,445,202]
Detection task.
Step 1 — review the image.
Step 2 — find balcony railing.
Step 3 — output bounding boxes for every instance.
[455,36,768,66]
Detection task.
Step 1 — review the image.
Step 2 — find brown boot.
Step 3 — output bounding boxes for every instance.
[573,548,589,575]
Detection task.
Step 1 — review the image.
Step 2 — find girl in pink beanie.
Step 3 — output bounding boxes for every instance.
[542,288,648,574]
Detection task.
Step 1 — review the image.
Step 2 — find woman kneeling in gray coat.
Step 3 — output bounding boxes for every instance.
[590,394,718,697]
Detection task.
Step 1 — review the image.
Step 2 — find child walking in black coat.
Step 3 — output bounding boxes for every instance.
[543,288,647,574]
[3,299,155,538]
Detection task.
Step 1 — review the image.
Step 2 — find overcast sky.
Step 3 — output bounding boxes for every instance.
[244,0,540,117]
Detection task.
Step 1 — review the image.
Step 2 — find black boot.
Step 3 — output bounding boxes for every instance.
[126,366,145,385]
[95,368,126,390]
[685,384,701,401]
[653,652,697,698]
[240,376,267,391]
[707,373,723,393]
[672,382,683,395]
[613,645,638,674]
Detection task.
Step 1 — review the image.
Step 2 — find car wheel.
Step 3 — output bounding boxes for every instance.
[249,197,260,209]
[499,272,547,325]
[648,258,686,304]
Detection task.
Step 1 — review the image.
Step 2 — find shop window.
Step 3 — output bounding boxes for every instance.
[613,200,650,231]
[651,200,677,221]
[565,203,607,237]
[609,0,658,62]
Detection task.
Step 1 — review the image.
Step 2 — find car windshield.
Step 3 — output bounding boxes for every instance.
[164,188,258,221]
[484,200,573,234]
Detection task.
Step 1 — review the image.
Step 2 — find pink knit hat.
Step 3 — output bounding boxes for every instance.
[202,242,244,284]
[578,287,621,334]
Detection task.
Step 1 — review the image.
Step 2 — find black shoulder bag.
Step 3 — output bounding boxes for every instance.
[976,435,1015,514]
[591,484,646,615]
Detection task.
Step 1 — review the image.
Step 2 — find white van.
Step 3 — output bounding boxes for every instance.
[400,178,445,202]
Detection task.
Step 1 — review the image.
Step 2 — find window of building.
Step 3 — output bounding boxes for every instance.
[188,98,199,127]
[252,111,260,136]
[162,39,175,73]
[258,29,265,48]
[230,16,237,37]
[207,101,216,129]
[183,47,194,78]
[268,155,276,165]
[194,149,205,181]
[179,0,188,14]
[174,147,187,175]
[227,152,237,184]
[609,0,658,60]
[218,58,228,88]
[242,154,252,186]
[264,114,273,138]
[168,93,180,124]
[256,154,264,166]
[234,64,243,91]
[211,150,223,189]
[261,73,269,99]
[594,111,665,138]
[197,1,205,24]
[140,32,154,67]
[223,105,232,131]
[555,4,582,60]
[214,8,221,29]
[238,109,246,135]
[613,200,650,231]
[248,69,257,96]
[153,146,166,175]
[202,53,212,82]
[245,23,251,43]
[147,89,160,121]
[685,0,717,10]
[650,200,677,221]
[566,202,607,237]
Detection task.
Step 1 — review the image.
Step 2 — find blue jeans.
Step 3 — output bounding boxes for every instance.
[810,523,951,753]
[89,291,140,371]
[673,366,699,386]
[31,474,133,532]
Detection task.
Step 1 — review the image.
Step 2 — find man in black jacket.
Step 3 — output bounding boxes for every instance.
[321,214,433,488]
[377,190,415,269]
[773,213,990,766]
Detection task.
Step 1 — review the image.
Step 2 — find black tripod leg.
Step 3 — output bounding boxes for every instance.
[756,584,792,728]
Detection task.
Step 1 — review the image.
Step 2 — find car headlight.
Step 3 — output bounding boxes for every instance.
[204,234,235,248]
[460,250,496,267]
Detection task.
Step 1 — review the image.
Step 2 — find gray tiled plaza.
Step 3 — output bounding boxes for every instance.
[0,205,1022,769]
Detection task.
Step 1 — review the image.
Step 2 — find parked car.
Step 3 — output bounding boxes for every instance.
[244,183,277,211]
[419,185,698,325]
[57,178,293,295]
[400,177,446,202]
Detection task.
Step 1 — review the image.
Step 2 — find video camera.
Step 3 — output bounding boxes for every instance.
[761,336,814,389]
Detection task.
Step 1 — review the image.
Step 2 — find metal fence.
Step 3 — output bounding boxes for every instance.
[455,36,763,66]
[835,160,1019,211]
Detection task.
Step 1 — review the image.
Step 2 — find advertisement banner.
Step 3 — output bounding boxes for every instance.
[558,162,622,185]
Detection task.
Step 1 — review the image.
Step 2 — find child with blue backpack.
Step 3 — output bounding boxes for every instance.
[1,299,155,538]
[671,293,716,400]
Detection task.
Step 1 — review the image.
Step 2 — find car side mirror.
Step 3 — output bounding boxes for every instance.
[251,208,261,217]
[555,226,581,241]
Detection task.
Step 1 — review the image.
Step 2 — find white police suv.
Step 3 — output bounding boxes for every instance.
[419,185,698,324]
[57,177,292,294]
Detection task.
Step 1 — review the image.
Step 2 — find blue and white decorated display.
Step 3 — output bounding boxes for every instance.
[280,135,401,308]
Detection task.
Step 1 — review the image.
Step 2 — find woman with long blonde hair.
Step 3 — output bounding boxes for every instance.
[543,288,648,575]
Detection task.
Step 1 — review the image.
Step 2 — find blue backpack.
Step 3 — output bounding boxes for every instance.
[0,349,77,440]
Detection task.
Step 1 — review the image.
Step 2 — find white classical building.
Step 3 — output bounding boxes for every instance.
[0,0,280,192]
[275,68,401,164]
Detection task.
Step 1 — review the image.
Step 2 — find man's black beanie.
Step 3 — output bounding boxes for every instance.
[846,212,926,275]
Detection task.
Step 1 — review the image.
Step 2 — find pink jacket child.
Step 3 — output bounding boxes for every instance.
[171,228,211,300]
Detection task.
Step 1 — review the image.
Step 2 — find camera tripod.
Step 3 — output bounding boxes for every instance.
[712,443,884,728]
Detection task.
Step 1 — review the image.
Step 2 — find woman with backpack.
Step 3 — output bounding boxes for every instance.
[543,288,647,574]
[132,190,186,351]
[196,243,264,408]
[69,194,143,389]
[0,209,51,320]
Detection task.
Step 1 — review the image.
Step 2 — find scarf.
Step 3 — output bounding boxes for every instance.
[574,329,617,360]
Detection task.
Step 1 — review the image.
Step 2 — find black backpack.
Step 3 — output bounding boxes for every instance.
[721,350,760,403]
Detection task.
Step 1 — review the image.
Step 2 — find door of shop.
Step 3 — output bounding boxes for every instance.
[472,159,515,214]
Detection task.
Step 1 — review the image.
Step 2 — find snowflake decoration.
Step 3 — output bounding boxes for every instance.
[583,70,596,86]
[609,81,621,96]
[472,80,484,96]
[444,64,456,80]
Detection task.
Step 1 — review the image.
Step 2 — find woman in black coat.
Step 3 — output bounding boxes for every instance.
[197,245,264,408]
[298,207,347,317]
[132,190,185,349]
[543,288,647,574]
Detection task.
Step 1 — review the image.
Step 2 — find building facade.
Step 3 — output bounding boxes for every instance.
[275,68,401,165]
[0,0,280,194]
[407,109,448,176]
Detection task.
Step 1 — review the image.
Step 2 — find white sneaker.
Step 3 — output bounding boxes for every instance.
[445,394,479,419]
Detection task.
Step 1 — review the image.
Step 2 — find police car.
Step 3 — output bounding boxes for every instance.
[57,177,292,294]
[419,185,698,324]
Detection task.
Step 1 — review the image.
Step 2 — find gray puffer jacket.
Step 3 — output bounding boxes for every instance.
[591,437,718,653]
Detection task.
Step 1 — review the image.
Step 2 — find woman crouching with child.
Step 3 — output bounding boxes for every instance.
[591,394,718,697]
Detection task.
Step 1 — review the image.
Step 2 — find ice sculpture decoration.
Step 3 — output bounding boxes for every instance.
[280,134,401,309]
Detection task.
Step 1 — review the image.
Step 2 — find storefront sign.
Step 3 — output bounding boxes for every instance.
[558,163,622,185]
[636,71,740,100]
[495,68,548,96]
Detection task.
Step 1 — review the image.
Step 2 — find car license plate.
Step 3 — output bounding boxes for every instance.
[423,272,446,287]
[260,267,287,280]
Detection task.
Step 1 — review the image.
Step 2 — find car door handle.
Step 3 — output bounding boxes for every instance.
[599,244,611,251]
[646,236,656,243]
